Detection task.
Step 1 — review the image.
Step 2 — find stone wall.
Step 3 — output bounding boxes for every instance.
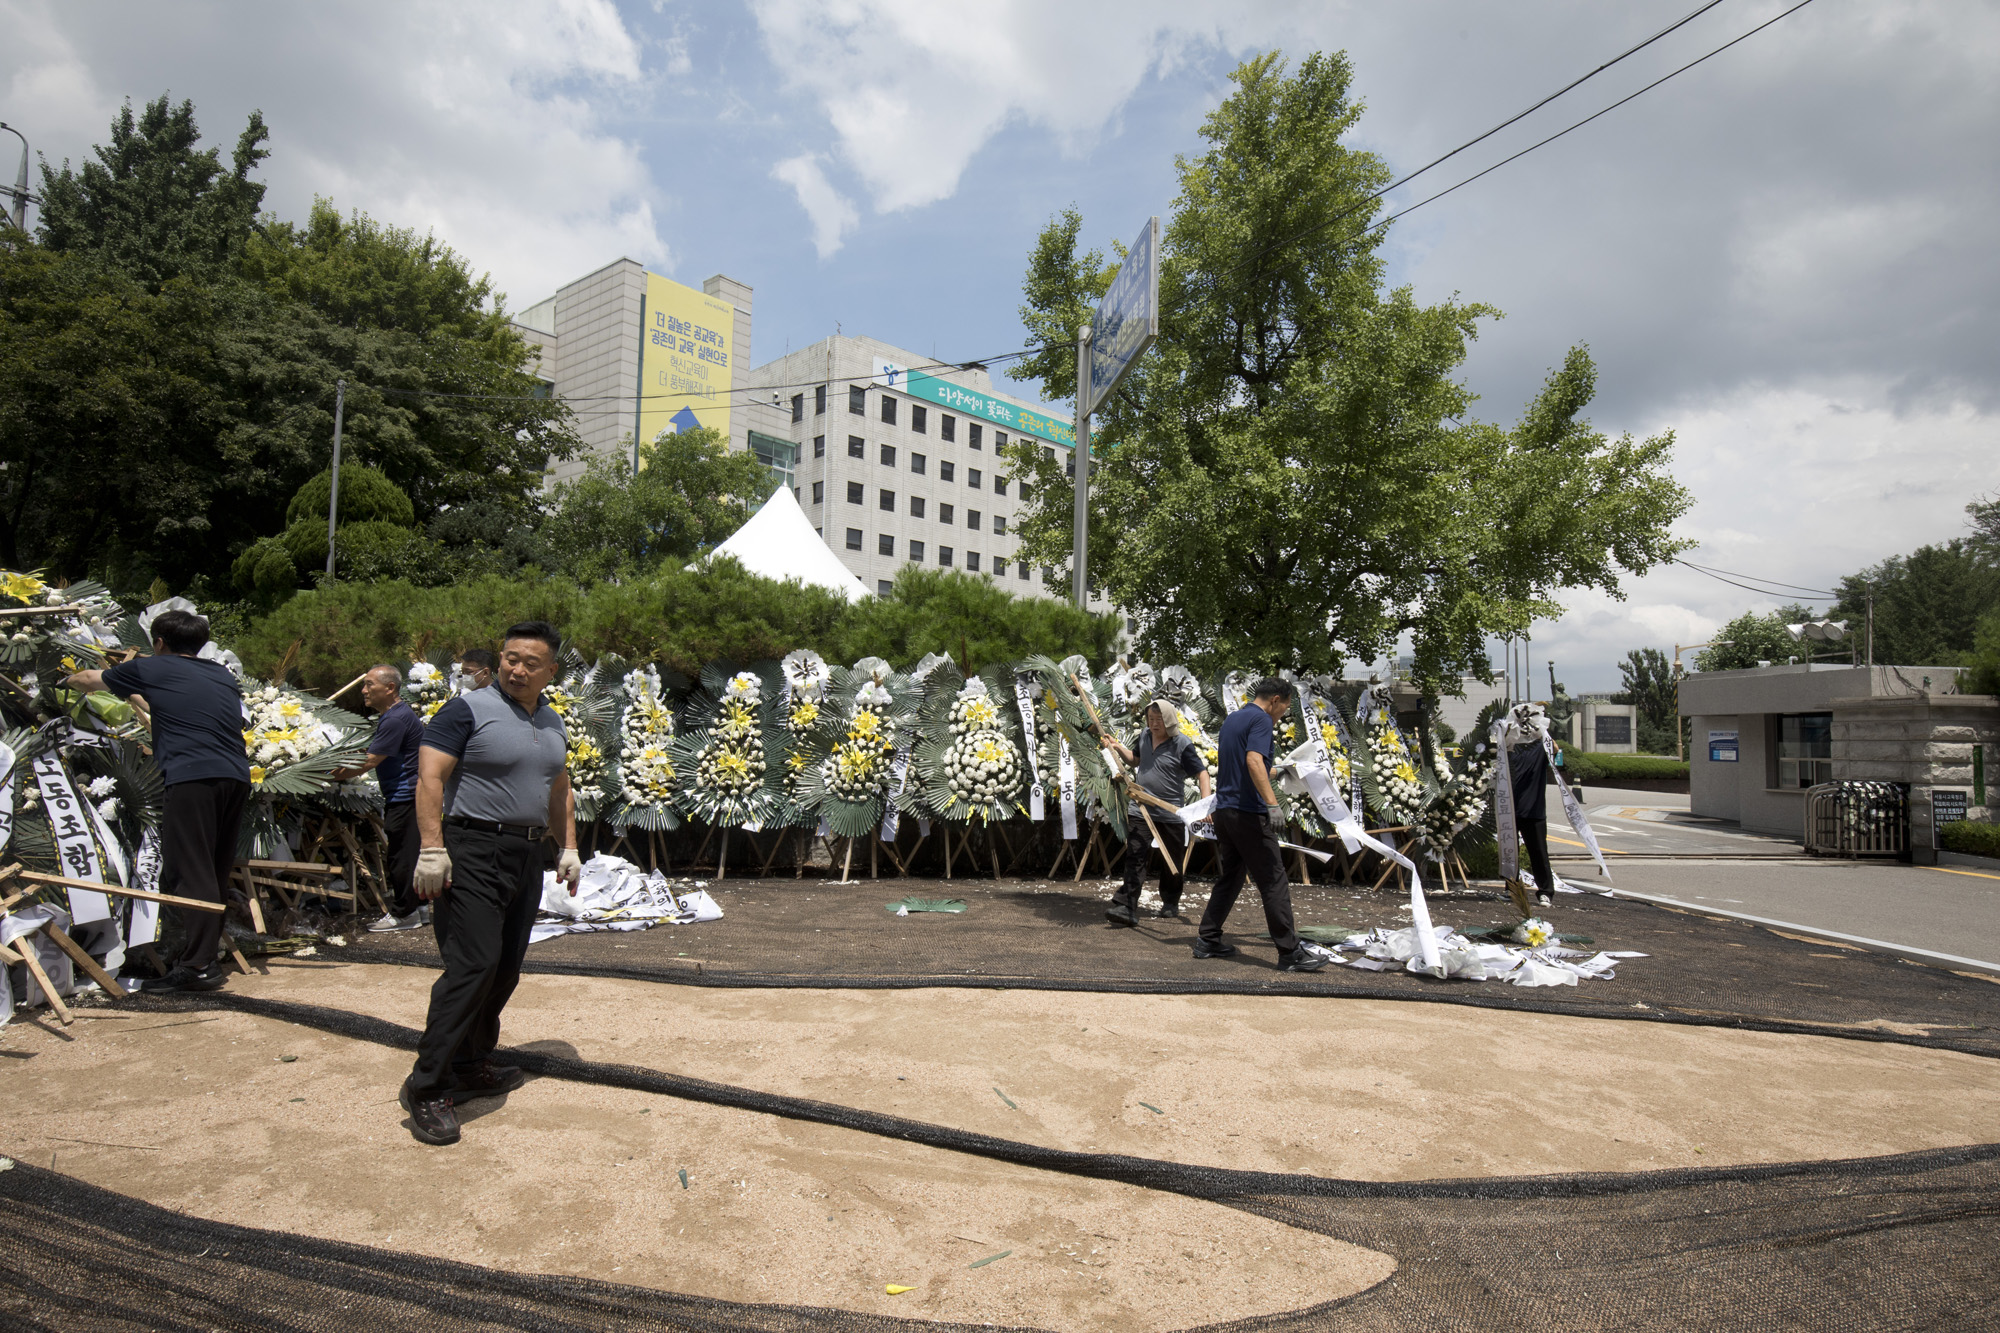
[1832,694,1999,851]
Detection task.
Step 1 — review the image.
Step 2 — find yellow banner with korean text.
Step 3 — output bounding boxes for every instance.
[638,273,733,452]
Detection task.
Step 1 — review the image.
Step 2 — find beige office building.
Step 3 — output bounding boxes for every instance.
[512,260,1104,608]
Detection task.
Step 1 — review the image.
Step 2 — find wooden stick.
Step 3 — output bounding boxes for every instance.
[0,862,20,884]
[1073,819,1100,883]
[869,832,878,881]
[943,824,954,880]
[229,946,256,976]
[325,671,371,703]
[138,942,168,976]
[16,871,225,914]
[840,836,854,885]
[0,602,90,618]
[13,935,72,1025]
[717,827,728,881]
[989,835,1003,882]
[246,859,341,875]
[43,924,124,997]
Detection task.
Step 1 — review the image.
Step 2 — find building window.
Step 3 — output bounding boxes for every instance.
[941,414,956,442]
[993,476,1007,497]
[846,481,864,504]
[1777,713,1833,789]
[747,430,798,495]
[938,545,953,567]
[815,385,827,415]
[968,509,981,529]
[994,557,1008,577]
[1018,481,1033,502]
[909,539,926,563]
[813,434,825,458]
[847,435,865,458]
[939,502,954,525]
[940,460,955,483]
[881,395,897,425]
[849,385,866,414]
[878,578,894,596]
[910,452,926,475]
[993,514,1006,534]
[1065,453,1075,479]
[879,534,895,556]
[911,404,927,434]
[910,496,925,518]
[812,480,824,504]
[967,551,981,573]
[995,431,1007,449]
[845,528,863,550]
[968,422,981,449]
[791,393,804,423]
[880,443,896,466]
[1018,561,1030,580]
[879,489,895,511]
[968,468,982,489]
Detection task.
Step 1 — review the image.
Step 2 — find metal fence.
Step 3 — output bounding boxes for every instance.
[1804,781,1908,858]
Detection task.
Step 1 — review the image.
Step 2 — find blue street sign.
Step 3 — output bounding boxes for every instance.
[1085,215,1159,418]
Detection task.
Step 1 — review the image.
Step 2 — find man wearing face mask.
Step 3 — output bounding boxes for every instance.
[1195,676,1326,972]
[1104,699,1211,924]
[399,621,583,1146]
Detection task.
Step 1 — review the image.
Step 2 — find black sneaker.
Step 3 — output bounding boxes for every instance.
[183,965,229,993]
[139,966,200,994]
[1155,899,1182,919]
[1278,951,1329,973]
[451,1060,526,1103]
[1191,938,1238,959]
[400,1079,462,1145]
[1105,902,1136,926]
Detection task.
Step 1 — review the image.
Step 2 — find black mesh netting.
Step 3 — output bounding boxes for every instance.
[343,879,2000,1058]
[3,989,1998,1332]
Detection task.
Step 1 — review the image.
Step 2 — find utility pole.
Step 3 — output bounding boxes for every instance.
[1071,326,1091,608]
[0,122,29,232]
[632,290,649,471]
[325,378,346,578]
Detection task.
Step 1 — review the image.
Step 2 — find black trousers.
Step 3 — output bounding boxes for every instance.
[1521,816,1555,897]
[1115,816,1188,910]
[408,824,547,1096]
[382,802,421,917]
[161,778,250,972]
[1199,807,1300,957]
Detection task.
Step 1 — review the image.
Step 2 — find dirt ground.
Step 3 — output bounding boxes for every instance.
[5,960,1999,1332]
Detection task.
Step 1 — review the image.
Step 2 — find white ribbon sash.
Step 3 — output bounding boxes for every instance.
[1057,737,1078,840]
[32,749,111,923]
[1013,675,1045,821]
[127,827,162,946]
[0,741,16,856]
[881,745,911,841]
[1545,735,1611,881]
[1492,724,1521,886]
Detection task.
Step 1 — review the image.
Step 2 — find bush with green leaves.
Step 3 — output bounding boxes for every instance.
[1940,820,2000,859]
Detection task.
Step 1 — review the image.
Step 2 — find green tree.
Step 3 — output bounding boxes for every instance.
[828,567,1121,668]
[1613,647,1678,753]
[537,428,771,583]
[1693,604,1820,671]
[230,464,436,604]
[1832,540,2000,667]
[1001,52,1689,684]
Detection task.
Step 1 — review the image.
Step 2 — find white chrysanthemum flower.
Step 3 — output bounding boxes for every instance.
[86,775,117,798]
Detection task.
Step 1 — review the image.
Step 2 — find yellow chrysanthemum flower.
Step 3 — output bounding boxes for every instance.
[249,765,267,785]
[790,700,820,727]
[0,571,47,604]
[716,751,751,779]
[1394,762,1419,785]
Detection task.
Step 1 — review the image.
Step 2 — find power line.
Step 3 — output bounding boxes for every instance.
[1374,0,1819,230]
[1674,558,1838,600]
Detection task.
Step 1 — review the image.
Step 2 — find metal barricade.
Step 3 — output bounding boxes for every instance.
[1804,781,1908,857]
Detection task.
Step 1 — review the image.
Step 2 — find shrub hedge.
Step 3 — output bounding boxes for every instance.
[1940,820,2000,859]
[1551,743,1689,783]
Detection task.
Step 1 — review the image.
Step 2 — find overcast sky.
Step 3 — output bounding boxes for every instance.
[5,0,1994,691]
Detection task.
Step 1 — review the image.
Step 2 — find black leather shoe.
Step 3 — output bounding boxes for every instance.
[183,965,229,992]
[401,1079,462,1145]
[1105,902,1136,926]
[1155,899,1182,919]
[139,966,199,994]
[451,1061,526,1102]
[1279,951,1329,973]
[1191,938,1238,959]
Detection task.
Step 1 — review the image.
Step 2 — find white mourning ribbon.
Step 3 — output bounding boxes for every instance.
[1057,736,1078,840]
[0,741,16,857]
[1492,724,1521,887]
[127,826,162,946]
[881,744,912,842]
[1322,707,1365,814]
[32,748,111,923]
[1544,734,1611,882]
[1013,674,1045,821]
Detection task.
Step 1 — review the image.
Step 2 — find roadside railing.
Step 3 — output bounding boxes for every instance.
[1803,781,1908,858]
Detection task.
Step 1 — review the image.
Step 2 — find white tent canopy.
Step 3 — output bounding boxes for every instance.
[696,483,871,603]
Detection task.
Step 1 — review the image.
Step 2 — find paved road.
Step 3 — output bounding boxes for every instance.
[1536,785,2000,974]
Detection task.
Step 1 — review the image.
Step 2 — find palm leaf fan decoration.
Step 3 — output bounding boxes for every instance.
[668,664,780,829]
[792,656,913,840]
[608,663,682,832]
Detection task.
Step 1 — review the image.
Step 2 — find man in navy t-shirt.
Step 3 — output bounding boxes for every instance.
[1196,677,1324,971]
[331,665,427,930]
[67,609,249,993]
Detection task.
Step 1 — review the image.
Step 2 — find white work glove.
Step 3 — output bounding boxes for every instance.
[1263,802,1286,833]
[557,847,583,896]
[415,846,452,899]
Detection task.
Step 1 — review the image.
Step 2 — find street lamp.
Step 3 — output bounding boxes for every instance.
[1672,639,1735,761]
[0,122,30,232]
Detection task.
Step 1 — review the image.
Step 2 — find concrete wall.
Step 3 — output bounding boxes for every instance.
[1690,711,1743,823]
[1833,695,1999,854]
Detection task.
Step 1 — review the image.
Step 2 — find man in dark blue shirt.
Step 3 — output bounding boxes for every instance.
[67,609,249,993]
[331,665,427,931]
[1197,677,1324,972]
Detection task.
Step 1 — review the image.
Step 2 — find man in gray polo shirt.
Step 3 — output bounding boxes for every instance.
[399,621,583,1146]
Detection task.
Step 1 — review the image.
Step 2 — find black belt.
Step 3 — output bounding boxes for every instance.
[446,815,548,840]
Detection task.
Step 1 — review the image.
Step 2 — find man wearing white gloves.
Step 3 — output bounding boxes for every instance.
[400,621,582,1146]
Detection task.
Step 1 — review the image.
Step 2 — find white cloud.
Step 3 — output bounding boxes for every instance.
[771,152,860,257]
[0,0,669,305]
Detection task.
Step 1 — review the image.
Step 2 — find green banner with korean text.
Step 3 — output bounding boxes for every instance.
[903,372,1075,450]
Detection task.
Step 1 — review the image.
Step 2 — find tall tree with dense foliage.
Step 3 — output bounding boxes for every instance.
[1613,647,1678,753]
[1831,540,1999,668]
[1694,604,1822,672]
[1001,52,1690,685]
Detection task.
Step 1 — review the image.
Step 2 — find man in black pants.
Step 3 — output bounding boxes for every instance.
[330,665,427,932]
[1194,677,1326,973]
[67,609,249,993]
[401,622,582,1146]
[1505,712,1558,908]
[1105,699,1211,924]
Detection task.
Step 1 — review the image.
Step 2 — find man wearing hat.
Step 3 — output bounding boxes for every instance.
[1104,698,1211,924]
